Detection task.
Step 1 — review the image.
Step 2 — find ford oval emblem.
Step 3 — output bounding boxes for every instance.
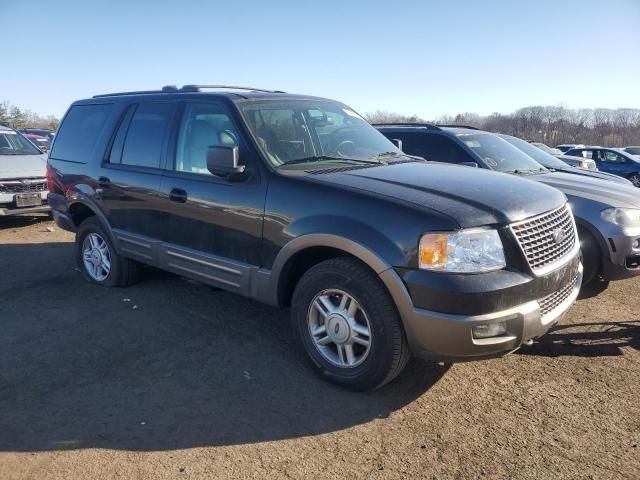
[334,323,340,335]
[552,229,566,244]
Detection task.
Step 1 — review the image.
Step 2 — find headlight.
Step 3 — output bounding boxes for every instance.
[419,229,506,273]
[601,208,640,228]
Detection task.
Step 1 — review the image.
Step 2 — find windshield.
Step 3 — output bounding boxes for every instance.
[238,100,400,167]
[0,131,42,156]
[455,132,546,173]
[500,135,568,169]
[625,147,640,155]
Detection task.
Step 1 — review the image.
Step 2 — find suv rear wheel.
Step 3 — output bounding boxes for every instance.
[291,257,410,390]
[75,217,142,287]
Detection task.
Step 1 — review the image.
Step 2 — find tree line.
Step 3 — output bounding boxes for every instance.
[366,106,640,147]
[0,101,60,130]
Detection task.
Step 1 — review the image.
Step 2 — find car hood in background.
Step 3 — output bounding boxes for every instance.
[310,161,566,228]
[552,162,632,185]
[531,171,640,209]
[0,154,48,178]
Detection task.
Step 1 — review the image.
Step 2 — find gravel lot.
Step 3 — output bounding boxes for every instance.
[1,215,639,480]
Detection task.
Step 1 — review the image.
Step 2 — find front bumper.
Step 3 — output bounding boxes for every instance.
[602,231,640,281]
[0,190,49,216]
[380,260,582,362]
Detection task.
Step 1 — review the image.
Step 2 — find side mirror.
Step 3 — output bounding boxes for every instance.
[460,161,479,168]
[390,138,403,151]
[206,146,245,177]
[39,146,49,153]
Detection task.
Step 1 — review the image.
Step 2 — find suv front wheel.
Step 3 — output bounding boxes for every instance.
[75,217,142,287]
[291,257,410,390]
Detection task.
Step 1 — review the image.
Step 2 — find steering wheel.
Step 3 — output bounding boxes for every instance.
[334,140,356,156]
[328,126,359,155]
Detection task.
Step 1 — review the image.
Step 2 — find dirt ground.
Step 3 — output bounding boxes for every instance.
[0,215,638,480]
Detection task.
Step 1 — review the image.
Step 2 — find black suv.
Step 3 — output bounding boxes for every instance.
[47,86,582,390]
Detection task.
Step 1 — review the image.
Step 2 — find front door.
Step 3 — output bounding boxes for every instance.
[597,149,629,177]
[157,101,267,293]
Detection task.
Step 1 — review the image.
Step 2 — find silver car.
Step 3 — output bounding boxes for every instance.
[0,126,50,216]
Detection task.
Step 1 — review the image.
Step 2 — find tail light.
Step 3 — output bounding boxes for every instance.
[46,162,55,193]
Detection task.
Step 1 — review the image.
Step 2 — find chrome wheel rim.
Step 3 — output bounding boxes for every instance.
[82,233,111,281]
[307,289,372,368]
[631,175,640,187]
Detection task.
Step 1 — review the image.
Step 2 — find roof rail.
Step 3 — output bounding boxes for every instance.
[437,124,480,130]
[176,84,286,93]
[371,122,442,131]
[93,84,285,98]
[93,90,165,98]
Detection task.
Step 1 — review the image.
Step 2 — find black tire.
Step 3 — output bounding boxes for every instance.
[291,257,410,391]
[75,216,143,287]
[578,227,600,287]
[629,173,640,188]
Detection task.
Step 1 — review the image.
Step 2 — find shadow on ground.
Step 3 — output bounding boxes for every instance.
[0,242,447,452]
[520,320,640,358]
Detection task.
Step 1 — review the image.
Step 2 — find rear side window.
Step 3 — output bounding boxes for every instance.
[117,103,174,169]
[392,133,473,164]
[50,104,114,162]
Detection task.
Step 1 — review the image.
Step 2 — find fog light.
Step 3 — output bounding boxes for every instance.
[633,239,640,251]
[472,322,508,339]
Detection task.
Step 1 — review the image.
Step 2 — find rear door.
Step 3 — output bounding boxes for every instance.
[99,101,176,244]
[155,100,267,293]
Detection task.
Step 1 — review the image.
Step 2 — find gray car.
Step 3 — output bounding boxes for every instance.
[377,124,640,290]
[499,135,640,287]
[0,126,50,216]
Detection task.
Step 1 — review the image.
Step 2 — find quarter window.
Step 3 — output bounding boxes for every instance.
[175,103,241,175]
[119,103,174,169]
[50,104,114,163]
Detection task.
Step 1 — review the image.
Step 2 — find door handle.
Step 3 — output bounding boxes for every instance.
[169,188,188,203]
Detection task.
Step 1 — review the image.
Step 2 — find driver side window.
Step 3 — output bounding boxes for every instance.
[175,103,240,175]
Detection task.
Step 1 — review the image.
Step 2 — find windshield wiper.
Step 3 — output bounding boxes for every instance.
[279,155,381,167]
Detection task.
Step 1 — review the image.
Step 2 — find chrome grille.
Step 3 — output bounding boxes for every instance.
[0,180,47,193]
[511,204,577,273]
[538,273,578,317]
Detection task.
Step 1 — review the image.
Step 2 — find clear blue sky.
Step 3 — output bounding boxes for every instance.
[2,0,639,119]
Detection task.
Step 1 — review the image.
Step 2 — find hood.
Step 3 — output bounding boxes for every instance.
[310,161,566,228]
[552,164,632,185]
[0,153,48,178]
[530,171,640,209]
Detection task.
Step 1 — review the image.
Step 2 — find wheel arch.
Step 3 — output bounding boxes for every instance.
[67,197,117,245]
[262,234,393,308]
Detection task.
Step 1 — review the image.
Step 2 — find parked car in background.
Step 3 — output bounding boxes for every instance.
[375,124,640,290]
[19,128,55,142]
[564,146,640,187]
[622,146,640,157]
[47,85,582,390]
[0,125,50,216]
[557,144,585,153]
[499,135,629,185]
[556,154,597,171]
[530,142,563,156]
[22,133,51,152]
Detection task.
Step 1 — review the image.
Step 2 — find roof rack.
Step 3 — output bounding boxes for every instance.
[176,84,286,93]
[371,122,442,131]
[437,124,480,130]
[93,84,285,98]
[93,90,165,98]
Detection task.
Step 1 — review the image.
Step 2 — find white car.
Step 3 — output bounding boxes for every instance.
[0,126,50,216]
